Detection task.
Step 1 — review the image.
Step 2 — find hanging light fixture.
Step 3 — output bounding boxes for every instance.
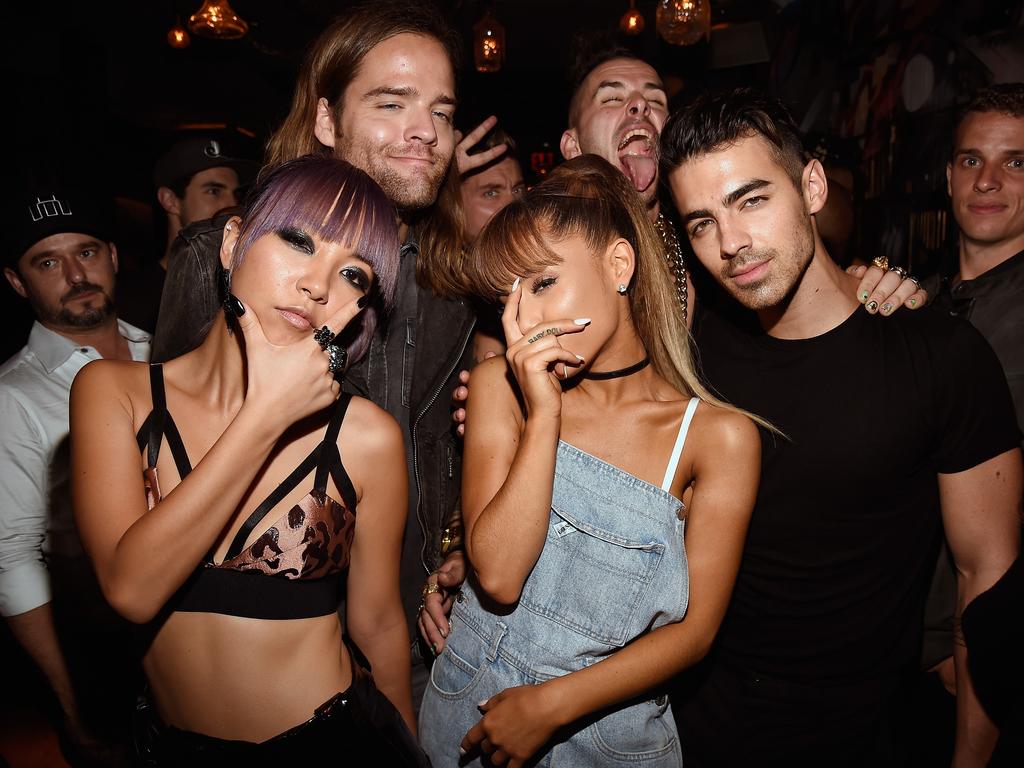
[473,7,506,73]
[188,0,249,40]
[167,17,191,49]
[656,0,711,46]
[620,1,646,35]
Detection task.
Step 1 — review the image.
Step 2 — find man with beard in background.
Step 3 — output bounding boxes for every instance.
[1,186,150,764]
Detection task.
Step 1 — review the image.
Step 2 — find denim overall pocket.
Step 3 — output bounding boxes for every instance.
[519,506,665,647]
[427,619,488,701]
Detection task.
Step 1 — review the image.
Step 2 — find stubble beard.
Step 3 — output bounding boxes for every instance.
[722,224,815,311]
[337,135,448,211]
[37,293,115,330]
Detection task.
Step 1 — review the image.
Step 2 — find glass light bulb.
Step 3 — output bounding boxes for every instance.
[167,23,190,49]
[657,0,711,46]
[473,11,506,73]
[619,1,646,35]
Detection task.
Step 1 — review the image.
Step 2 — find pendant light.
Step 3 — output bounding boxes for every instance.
[473,7,506,73]
[167,17,191,49]
[619,1,646,35]
[656,0,711,46]
[188,0,249,40]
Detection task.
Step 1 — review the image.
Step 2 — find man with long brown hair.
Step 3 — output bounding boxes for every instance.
[264,0,475,710]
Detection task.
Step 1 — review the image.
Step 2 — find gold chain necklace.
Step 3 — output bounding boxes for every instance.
[655,212,689,325]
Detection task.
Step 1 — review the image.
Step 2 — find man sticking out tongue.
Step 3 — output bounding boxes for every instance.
[617,126,659,195]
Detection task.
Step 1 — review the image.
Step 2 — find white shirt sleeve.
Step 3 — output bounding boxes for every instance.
[0,386,52,616]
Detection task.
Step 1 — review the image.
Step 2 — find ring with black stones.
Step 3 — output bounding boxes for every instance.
[888,265,908,279]
[909,275,921,287]
[314,325,335,350]
[326,344,347,373]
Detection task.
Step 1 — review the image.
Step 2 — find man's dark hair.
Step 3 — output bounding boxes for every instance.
[466,126,518,165]
[567,31,647,126]
[164,177,190,199]
[957,82,1024,129]
[661,88,808,188]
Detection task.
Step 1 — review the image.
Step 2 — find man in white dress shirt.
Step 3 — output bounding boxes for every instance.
[1,187,149,763]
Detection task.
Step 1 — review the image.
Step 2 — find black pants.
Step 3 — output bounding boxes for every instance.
[673,659,912,768]
[134,665,431,767]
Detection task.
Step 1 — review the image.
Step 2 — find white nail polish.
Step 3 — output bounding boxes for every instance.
[573,317,591,325]
[574,354,585,362]
[511,277,521,292]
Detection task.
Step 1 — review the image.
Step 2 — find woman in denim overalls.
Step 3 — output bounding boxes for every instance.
[418,156,762,766]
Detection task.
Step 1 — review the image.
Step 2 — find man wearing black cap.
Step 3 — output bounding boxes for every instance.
[154,135,256,269]
[118,135,256,333]
[1,188,149,763]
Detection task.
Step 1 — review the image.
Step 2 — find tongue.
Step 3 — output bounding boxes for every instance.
[619,154,657,193]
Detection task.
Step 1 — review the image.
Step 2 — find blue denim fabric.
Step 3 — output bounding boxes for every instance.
[420,439,689,766]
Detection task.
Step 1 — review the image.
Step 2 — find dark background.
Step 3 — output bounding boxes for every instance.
[0,4,1021,759]
[3,0,1023,356]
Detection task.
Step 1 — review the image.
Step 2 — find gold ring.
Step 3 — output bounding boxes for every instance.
[871,256,889,270]
[422,582,440,598]
[888,265,908,279]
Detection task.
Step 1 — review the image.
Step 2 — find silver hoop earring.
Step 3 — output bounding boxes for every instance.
[617,283,627,294]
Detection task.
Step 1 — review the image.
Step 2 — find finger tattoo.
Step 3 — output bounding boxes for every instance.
[527,327,561,344]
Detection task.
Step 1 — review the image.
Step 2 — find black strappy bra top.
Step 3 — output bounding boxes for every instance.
[135,363,357,620]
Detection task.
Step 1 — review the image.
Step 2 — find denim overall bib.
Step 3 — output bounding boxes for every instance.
[420,398,699,767]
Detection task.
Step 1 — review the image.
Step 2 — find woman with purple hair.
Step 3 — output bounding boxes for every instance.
[69,155,428,764]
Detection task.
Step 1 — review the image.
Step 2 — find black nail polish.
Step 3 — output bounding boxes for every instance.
[357,295,369,309]
[227,293,245,317]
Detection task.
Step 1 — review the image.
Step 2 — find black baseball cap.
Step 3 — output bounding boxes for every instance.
[153,136,258,190]
[6,188,112,266]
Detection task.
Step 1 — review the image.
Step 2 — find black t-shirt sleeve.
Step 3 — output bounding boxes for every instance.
[932,318,1021,473]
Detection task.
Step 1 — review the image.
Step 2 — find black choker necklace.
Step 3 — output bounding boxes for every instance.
[582,357,651,380]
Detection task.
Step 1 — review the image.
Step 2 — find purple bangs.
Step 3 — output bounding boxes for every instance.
[232,155,400,364]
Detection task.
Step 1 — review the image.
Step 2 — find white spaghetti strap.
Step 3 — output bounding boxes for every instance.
[661,397,700,492]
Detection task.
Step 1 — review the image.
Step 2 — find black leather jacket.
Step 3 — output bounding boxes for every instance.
[344,282,476,575]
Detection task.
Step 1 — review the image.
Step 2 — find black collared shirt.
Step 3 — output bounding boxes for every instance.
[927,249,1024,445]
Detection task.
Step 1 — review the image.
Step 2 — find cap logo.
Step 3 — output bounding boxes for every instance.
[204,139,223,159]
[30,195,72,222]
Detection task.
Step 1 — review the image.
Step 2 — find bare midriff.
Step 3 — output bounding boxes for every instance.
[143,611,351,742]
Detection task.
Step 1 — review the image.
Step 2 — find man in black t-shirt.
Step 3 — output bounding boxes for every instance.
[661,89,1022,767]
